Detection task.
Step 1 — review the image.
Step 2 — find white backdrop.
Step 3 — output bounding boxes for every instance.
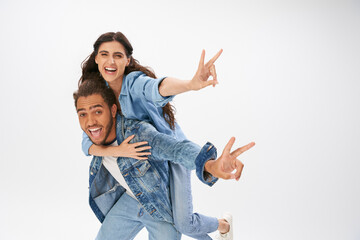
[0,0,359,239]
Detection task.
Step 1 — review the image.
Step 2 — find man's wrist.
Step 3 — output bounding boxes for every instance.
[204,159,215,175]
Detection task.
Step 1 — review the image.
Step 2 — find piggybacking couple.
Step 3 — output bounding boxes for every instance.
[74,32,255,240]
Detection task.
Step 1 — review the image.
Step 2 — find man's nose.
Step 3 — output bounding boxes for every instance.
[87,114,97,126]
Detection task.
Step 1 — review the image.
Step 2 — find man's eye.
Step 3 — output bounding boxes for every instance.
[79,113,86,117]
[95,111,102,114]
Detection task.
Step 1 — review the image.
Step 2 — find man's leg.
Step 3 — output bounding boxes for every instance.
[141,207,181,240]
[96,193,144,240]
[169,163,219,240]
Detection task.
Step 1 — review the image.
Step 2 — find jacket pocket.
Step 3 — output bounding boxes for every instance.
[126,160,160,193]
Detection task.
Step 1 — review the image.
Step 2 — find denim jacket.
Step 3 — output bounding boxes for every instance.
[89,114,218,223]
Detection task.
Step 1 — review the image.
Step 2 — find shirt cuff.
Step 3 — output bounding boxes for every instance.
[153,77,175,107]
[195,142,219,186]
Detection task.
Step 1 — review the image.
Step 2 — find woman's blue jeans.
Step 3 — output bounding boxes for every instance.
[170,163,219,240]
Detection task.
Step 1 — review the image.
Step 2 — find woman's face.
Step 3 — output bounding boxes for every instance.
[95,41,130,84]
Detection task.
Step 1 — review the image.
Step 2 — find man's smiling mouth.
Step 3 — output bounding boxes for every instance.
[88,127,102,138]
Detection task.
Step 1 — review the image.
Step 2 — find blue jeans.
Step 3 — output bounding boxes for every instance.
[170,163,219,240]
[96,193,181,240]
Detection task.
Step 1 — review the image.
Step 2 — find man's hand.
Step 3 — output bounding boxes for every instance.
[204,137,255,181]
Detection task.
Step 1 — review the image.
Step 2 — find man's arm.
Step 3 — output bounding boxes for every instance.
[138,124,255,184]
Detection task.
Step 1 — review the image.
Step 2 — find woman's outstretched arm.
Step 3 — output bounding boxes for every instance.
[158,49,223,96]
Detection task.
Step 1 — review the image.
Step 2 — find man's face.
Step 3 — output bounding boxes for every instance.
[76,94,116,145]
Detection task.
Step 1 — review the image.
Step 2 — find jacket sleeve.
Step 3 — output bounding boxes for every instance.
[127,72,174,107]
[146,129,219,186]
[82,131,93,156]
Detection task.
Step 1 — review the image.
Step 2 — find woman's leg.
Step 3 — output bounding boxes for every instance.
[169,162,219,240]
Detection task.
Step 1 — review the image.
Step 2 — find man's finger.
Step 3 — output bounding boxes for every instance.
[218,171,235,180]
[234,160,244,181]
[231,142,255,158]
[206,49,223,66]
[210,65,218,86]
[223,137,236,153]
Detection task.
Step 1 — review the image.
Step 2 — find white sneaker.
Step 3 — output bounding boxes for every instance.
[215,213,233,240]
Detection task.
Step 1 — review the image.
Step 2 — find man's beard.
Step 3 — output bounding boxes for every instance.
[99,116,114,145]
[88,115,114,146]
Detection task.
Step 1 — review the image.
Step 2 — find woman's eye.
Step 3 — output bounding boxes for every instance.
[101,53,107,56]
[114,55,122,58]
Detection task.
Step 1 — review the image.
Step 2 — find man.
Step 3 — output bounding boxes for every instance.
[74,80,254,239]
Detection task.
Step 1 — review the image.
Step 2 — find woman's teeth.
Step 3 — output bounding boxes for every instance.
[105,67,116,72]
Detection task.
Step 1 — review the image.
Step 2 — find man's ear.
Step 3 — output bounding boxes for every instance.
[111,104,117,117]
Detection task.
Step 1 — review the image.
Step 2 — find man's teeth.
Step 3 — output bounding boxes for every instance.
[89,128,102,138]
[89,128,101,132]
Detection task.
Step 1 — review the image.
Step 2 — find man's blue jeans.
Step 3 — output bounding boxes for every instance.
[96,193,181,240]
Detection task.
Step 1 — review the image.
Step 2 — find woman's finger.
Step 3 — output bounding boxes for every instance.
[206,49,223,66]
[132,141,149,147]
[132,156,149,160]
[123,134,135,143]
[136,146,152,152]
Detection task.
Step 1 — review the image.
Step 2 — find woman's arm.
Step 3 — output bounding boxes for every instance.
[158,49,223,97]
[83,133,151,159]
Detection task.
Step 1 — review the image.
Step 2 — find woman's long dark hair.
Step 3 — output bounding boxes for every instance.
[79,32,176,129]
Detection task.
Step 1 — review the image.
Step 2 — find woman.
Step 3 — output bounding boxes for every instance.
[80,32,231,240]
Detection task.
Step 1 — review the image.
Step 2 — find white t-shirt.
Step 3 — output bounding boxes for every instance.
[102,140,137,199]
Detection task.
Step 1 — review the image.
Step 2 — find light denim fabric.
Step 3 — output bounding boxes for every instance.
[96,193,181,240]
[84,71,219,239]
[89,114,218,224]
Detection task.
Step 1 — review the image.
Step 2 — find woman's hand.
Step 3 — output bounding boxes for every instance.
[189,49,223,91]
[158,49,223,97]
[116,135,151,160]
[89,135,151,159]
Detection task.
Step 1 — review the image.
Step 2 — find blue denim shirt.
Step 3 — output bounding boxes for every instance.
[89,114,218,223]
